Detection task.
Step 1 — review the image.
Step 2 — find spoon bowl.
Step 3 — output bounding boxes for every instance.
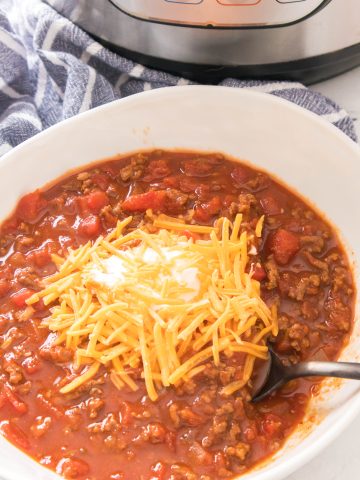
[252,346,360,403]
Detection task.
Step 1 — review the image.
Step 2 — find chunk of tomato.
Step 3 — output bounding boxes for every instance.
[77,215,101,238]
[16,190,47,222]
[193,196,221,223]
[163,176,179,189]
[231,165,250,185]
[2,383,28,414]
[11,288,33,308]
[0,420,30,450]
[260,194,282,215]
[27,242,56,268]
[91,173,110,190]
[75,196,89,214]
[122,190,166,212]
[250,263,267,281]
[86,191,109,213]
[22,355,42,375]
[143,159,171,181]
[0,278,10,298]
[269,229,300,265]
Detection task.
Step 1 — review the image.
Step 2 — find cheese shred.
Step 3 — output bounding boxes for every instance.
[27,213,276,400]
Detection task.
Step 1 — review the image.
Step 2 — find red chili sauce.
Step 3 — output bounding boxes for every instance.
[0,150,354,480]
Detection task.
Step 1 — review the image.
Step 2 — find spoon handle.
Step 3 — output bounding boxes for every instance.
[288,361,360,381]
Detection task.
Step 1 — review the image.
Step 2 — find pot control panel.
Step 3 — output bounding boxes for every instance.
[111,0,328,27]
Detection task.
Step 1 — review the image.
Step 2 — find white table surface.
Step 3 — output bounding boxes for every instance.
[286,66,360,480]
[313,66,360,140]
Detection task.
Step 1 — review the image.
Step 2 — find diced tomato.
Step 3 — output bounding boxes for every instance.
[77,191,109,215]
[193,206,211,223]
[193,196,221,223]
[22,355,42,375]
[76,195,89,214]
[231,165,250,185]
[262,413,283,438]
[86,191,109,213]
[0,420,30,450]
[9,252,26,267]
[10,288,33,308]
[163,176,179,189]
[56,457,89,479]
[91,173,110,190]
[206,196,221,214]
[143,160,171,182]
[0,278,10,298]
[2,383,28,414]
[27,242,55,268]
[179,177,198,193]
[16,190,47,222]
[150,461,167,480]
[195,184,210,201]
[32,249,52,268]
[182,159,214,177]
[223,194,237,207]
[180,230,201,241]
[122,190,167,212]
[269,229,300,265]
[1,217,18,234]
[77,215,101,238]
[260,194,282,215]
[250,263,267,282]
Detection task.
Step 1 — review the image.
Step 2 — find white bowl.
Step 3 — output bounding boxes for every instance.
[0,86,359,480]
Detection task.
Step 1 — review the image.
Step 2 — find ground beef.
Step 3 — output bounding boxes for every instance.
[264,255,279,290]
[39,345,73,364]
[279,272,320,301]
[85,397,105,419]
[141,422,168,444]
[288,323,310,352]
[237,193,257,216]
[118,155,146,182]
[30,416,52,438]
[303,251,329,283]
[88,413,120,434]
[3,358,23,385]
[15,268,39,289]
[224,442,250,461]
[300,235,324,253]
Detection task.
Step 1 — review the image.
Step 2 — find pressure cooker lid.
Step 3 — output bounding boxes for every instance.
[111,0,331,28]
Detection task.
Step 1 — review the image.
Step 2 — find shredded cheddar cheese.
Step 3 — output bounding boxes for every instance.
[27,213,277,401]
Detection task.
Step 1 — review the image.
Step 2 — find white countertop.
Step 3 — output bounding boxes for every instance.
[286,66,360,480]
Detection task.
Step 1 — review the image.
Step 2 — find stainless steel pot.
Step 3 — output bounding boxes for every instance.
[46,0,360,83]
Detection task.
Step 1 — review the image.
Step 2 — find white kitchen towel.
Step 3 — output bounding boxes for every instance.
[0,0,357,157]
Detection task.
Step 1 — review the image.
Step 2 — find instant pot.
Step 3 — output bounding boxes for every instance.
[46,0,360,83]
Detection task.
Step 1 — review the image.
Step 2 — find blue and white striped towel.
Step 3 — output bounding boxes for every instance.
[0,0,357,156]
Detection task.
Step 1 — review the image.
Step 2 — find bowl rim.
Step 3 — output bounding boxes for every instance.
[0,85,359,480]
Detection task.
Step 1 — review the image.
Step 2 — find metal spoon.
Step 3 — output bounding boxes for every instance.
[251,345,360,403]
